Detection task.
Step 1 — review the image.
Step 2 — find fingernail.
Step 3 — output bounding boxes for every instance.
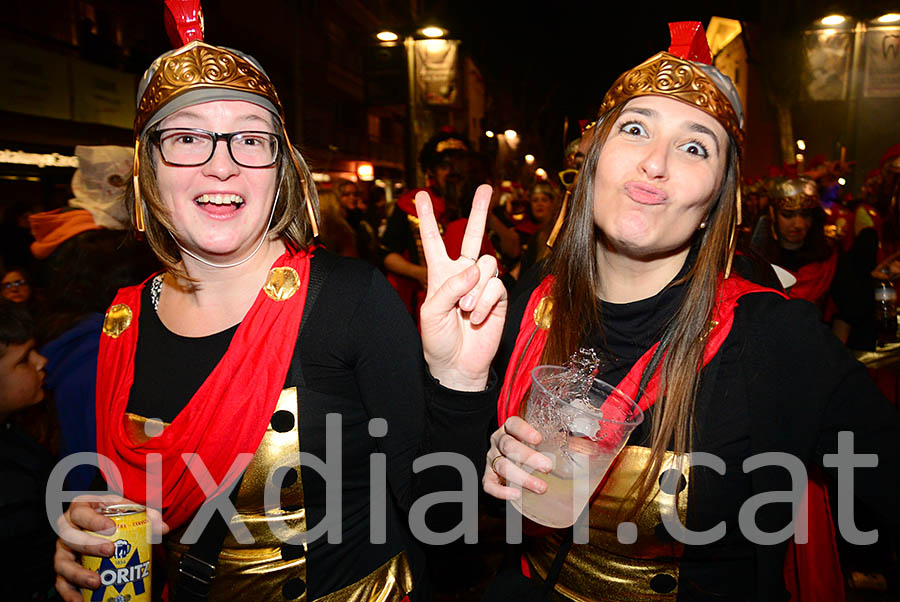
[102,543,114,555]
[460,295,475,310]
[535,480,547,494]
[470,311,483,323]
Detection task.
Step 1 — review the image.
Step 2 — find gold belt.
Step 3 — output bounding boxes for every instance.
[525,446,691,601]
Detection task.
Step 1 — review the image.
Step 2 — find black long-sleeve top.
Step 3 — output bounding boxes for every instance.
[127,249,496,599]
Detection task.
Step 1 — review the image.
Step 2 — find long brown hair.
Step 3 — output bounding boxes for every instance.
[126,116,320,277]
[542,101,740,510]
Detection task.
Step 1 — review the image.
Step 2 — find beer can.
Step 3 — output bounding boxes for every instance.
[80,504,151,602]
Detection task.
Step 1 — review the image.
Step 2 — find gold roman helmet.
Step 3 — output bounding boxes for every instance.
[131,0,317,236]
[597,22,744,149]
[550,22,746,272]
[770,177,820,212]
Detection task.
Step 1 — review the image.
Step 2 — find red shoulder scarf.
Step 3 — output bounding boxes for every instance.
[498,273,782,422]
[96,250,311,529]
[499,273,844,602]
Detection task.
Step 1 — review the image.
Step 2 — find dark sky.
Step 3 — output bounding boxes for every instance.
[426,1,766,169]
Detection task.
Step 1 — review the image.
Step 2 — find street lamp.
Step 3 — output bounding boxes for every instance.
[485,130,495,138]
[821,14,846,26]
[376,24,452,187]
[504,129,518,141]
[420,26,446,38]
[796,139,806,151]
[878,13,900,23]
[357,162,375,181]
[525,154,535,164]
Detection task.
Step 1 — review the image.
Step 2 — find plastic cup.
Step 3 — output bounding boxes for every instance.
[510,365,644,528]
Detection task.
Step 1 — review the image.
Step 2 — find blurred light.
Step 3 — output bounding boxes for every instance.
[838,177,847,186]
[311,172,331,183]
[796,139,806,151]
[420,26,446,38]
[504,129,518,141]
[485,130,495,138]
[0,175,41,181]
[795,153,804,163]
[0,149,78,168]
[374,178,387,188]
[357,163,375,181]
[820,14,846,26]
[535,168,547,179]
[878,13,900,23]
[525,154,535,164]
[822,28,837,35]
[376,31,399,42]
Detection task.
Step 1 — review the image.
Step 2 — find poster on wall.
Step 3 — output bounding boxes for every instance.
[803,29,853,101]
[863,27,900,98]
[0,39,71,120]
[414,39,459,106]
[71,60,136,129]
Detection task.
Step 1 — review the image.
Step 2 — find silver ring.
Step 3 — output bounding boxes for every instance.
[492,267,500,279]
[460,253,477,262]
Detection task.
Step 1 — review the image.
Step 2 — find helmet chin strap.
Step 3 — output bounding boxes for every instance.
[171,182,281,270]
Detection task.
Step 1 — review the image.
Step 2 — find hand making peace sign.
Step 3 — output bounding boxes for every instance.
[416,184,508,391]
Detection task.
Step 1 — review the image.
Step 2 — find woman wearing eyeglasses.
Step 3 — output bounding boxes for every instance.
[51,7,503,601]
[1,268,32,305]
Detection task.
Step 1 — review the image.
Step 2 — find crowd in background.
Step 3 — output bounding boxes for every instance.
[311,129,900,359]
[2,127,900,599]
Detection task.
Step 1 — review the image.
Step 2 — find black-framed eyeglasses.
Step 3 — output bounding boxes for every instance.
[1,280,28,290]
[152,128,281,168]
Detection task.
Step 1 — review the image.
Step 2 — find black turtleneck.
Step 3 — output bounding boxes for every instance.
[593,250,693,385]
[590,251,693,449]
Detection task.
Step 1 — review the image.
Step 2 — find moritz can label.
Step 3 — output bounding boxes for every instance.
[80,504,151,602]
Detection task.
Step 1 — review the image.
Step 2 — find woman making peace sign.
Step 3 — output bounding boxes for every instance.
[53,5,504,601]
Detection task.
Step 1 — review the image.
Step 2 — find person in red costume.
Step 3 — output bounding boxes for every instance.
[421,21,900,602]
[51,3,505,601]
[872,143,900,261]
[381,129,471,317]
[750,177,838,310]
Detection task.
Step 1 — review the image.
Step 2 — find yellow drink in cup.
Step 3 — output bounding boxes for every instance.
[511,365,644,528]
